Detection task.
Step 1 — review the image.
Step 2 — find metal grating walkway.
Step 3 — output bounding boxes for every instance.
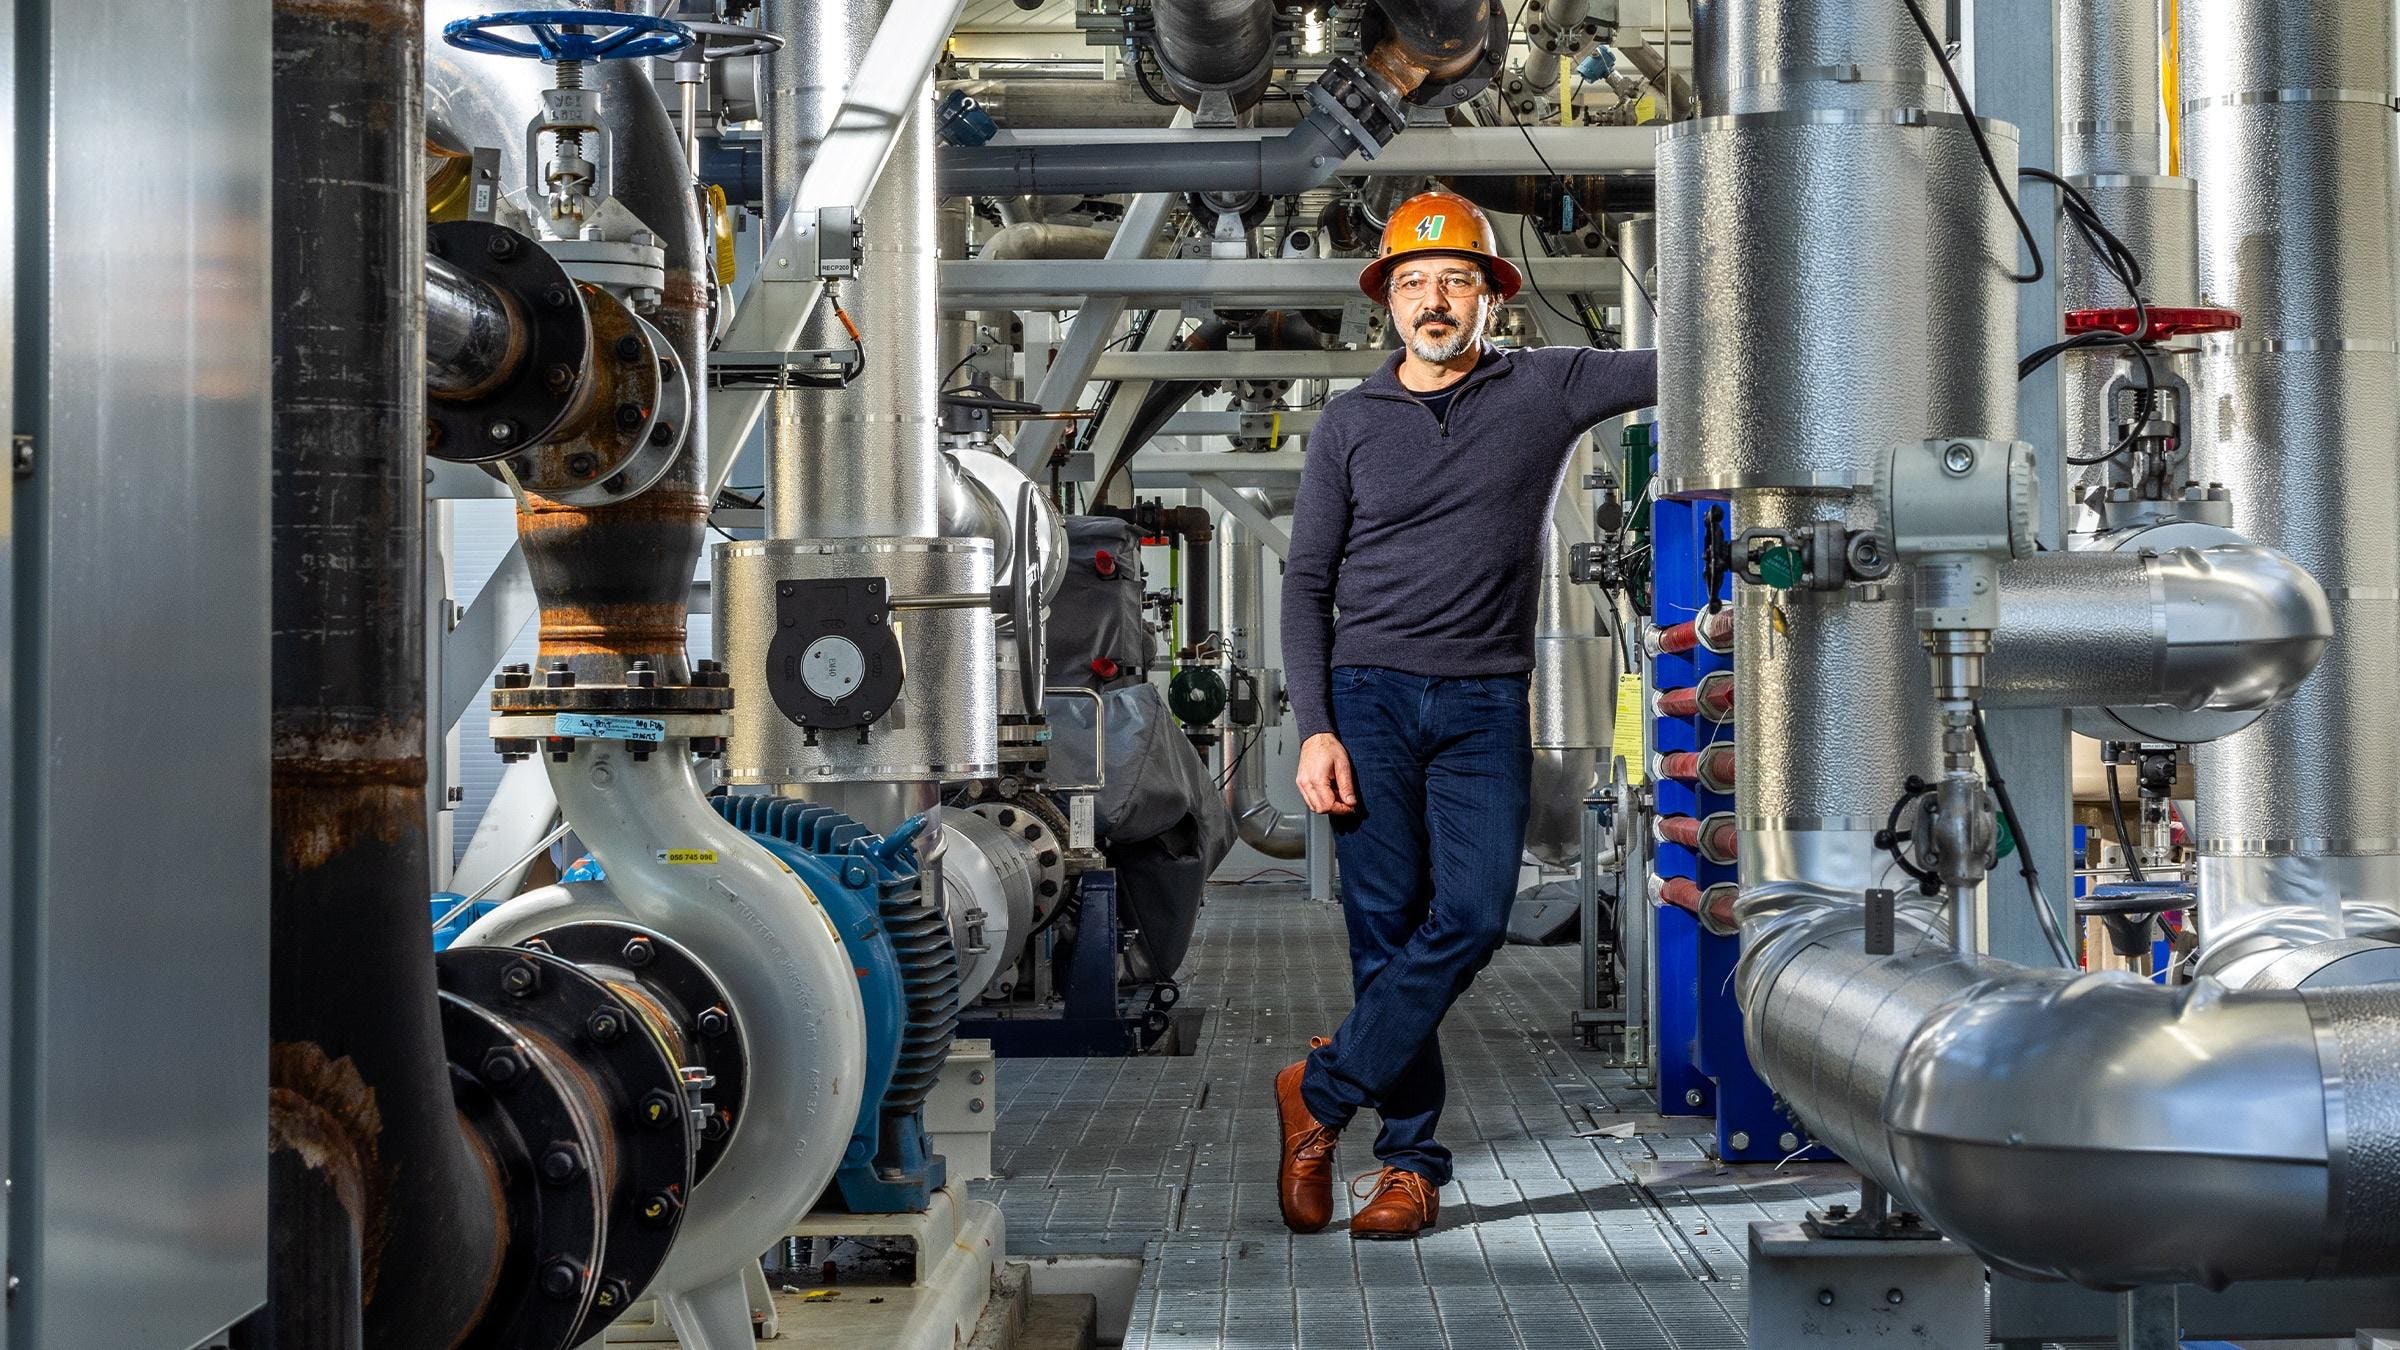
[973,884,1862,1348]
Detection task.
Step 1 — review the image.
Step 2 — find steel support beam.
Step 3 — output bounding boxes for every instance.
[708,0,966,495]
[943,256,1624,310]
[1070,307,1185,490]
[1094,349,1385,381]
[1009,124,1184,473]
[984,124,1659,175]
[441,545,538,731]
[1190,474,1292,559]
[1967,0,2071,965]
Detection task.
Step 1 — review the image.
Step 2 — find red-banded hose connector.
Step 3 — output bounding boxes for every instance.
[1656,811,1740,865]
[1651,607,1735,657]
[1654,671,1736,723]
[1654,742,1736,794]
[1652,875,1741,935]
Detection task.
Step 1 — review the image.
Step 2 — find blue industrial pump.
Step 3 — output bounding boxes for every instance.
[478,799,963,1213]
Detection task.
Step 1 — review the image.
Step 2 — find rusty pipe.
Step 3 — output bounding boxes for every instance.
[269,1,504,1346]
[424,253,525,399]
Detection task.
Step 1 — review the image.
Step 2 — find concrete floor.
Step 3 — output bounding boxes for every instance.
[974,883,1863,1349]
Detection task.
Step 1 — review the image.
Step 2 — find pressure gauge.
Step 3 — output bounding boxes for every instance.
[800,636,865,701]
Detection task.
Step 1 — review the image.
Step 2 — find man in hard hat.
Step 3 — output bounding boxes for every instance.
[1272,188,1655,1240]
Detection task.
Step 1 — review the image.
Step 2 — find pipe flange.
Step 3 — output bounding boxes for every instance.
[427,219,591,463]
[1305,57,1409,155]
[438,945,695,1350]
[517,921,751,1182]
[1356,2,1511,108]
[508,289,690,505]
[967,795,1070,928]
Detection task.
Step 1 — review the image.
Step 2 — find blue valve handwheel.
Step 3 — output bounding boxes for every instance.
[442,9,695,63]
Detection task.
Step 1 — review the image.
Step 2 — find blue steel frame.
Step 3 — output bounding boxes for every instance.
[1651,491,1825,1162]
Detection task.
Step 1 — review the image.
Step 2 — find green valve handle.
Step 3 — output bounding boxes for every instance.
[1755,545,1807,590]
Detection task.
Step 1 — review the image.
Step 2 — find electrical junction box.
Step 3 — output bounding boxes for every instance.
[925,1038,999,1181]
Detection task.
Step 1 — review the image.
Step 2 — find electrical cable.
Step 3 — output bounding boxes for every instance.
[1516,215,1606,344]
[2102,744,2146,883]
[1973,709,2081,969]
[1901,0,2044,284]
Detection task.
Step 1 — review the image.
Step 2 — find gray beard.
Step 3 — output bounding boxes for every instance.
[1404,296,1488,363]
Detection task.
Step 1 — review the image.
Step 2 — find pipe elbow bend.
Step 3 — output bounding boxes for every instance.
[1884,974,2342,1288]
[2148,540,2331,712]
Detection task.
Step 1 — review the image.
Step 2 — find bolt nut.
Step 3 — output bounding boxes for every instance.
[968,1097,986,1113]
[479,1047,524,1087]
[538,1257,585,1301]
[499,958,544,998]
[485,231,521,261]
[638,1187,686,1227]
[1779,1132,1800,1152]
[626,660,658,689]
[1942,441,1976,475]
[701,1111,731,1140]
[1825,1204,1850,1220]
[538,1143,584,1185]
[544,285,573,309]
[594,1278,632,1314]
[567,452,599,479]
[486,416,522,446]
[639,1088,682,1129]
[585,1007,626,1044]
[1729,1131,1751,1151]
[543,362,576,393]
[695,1005,731,1037]
[616,403,646,432]
[1884,1288,1904,1306]
[648,420,676,446]
[622,935,656,967]
[614,334,644,363]
[543,659,576,688]
[1816,1288,1835,1307]
[1684,1089,1705,1108]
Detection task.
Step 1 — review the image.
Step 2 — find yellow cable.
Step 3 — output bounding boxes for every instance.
[2162,0,2182,175]
[1560,55,1573,127]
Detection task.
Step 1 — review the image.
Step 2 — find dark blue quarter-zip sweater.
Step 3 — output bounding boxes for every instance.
[1280,341,1658,742]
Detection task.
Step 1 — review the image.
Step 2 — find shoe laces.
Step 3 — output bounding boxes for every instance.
[1351,1167,1436,1208]
[1290,1122,1338,1160]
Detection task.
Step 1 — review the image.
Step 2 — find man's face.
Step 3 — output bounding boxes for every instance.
[1388,260,1491,363]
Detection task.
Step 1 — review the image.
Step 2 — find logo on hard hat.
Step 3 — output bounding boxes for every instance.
[1415,214,1445,242]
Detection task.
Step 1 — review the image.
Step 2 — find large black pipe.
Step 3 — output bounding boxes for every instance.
[424,254,523,398]
[269,1,504,1346]
[1153,0,1276,112]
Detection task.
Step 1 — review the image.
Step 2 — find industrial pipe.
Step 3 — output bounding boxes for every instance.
[2183,0,2400,980]
[424,253,523,398]
[1152,0,1276,113]
[269,2,504,1346]
[1981,531,2332,742]
[1221,496,1306,859]
[978,221,1116,260]
[1527,528,1614,866]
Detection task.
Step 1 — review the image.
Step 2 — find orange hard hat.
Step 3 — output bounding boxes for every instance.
[1356,189,1524,302]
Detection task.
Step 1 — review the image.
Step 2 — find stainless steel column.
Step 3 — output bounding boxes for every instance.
[2182,0,2400,982]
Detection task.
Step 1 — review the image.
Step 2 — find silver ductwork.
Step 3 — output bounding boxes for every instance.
[723,0,996,829]
[1220,500,1305,859]
[2183,0,2400,978]
[1527,529,1615,866]
[1983,525,2333,743]
[2055,0,2197,502]
[1663,0,2392,1292]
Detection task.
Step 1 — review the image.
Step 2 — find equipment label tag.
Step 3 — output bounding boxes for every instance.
[656,848,719,865]
[557,712,666,743]
[1614,673,1648,784]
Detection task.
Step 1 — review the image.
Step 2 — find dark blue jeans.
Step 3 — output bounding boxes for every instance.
[1300,665,1532,1185]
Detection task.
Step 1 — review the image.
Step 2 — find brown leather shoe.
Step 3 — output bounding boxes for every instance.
[1275,1037,1339,1233]
[1350,1166,1441,1240]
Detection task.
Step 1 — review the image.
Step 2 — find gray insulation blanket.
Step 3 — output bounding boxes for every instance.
[1047,682,1235,979]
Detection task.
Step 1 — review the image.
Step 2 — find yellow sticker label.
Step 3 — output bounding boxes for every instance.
[708,183,737,286]
[1613,673,1649,785]
[1634,93,1660,125]
[656,848,719,865]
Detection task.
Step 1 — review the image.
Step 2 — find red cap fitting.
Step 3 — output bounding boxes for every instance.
[2063,304,2242,340]
[1656,812,1740,864]
[1093,549,1117,577]
[1654,744,1734,792]
[1651,877,1741,934]
[1654,672,1736,723]
[1652,608,1735,658]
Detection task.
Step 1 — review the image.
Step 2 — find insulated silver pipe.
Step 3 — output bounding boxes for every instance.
[764,0,941,540]
[2057,0,2162,177]
[1221,508,1304,859]
[1735,882,2400,1287]
[1982,534,2332,737]
[1617,214,1655,426]
[1527,529,1614,867]
[2183,0,2400,978]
